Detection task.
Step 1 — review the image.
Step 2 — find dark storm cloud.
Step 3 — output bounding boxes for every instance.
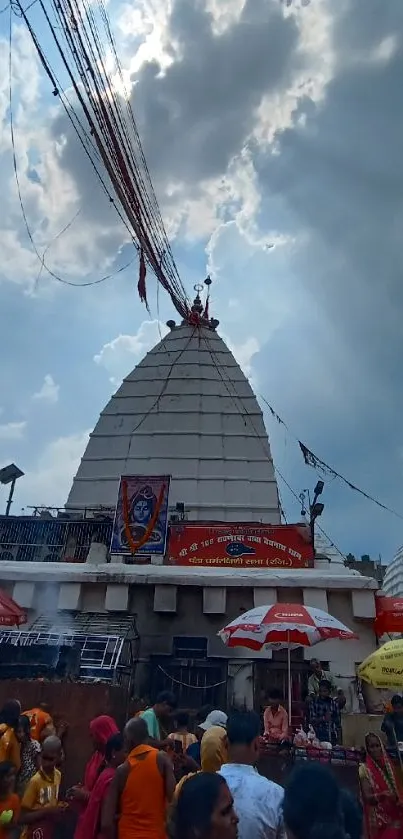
[50,108,120,231]
[50,0,303,215]
[249,0,403,558]
[255,0,403,358]
[332,0,403,59]
[131,0,301,186]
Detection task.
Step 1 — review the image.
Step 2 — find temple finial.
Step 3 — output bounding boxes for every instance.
[183,278,219,329]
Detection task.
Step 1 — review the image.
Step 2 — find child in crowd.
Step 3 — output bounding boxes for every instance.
[168,712,198,753]
[20,736,66,839]
[0,761,20,839]
[16,716,41,796]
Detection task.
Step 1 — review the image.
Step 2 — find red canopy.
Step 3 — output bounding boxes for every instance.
[0,589,26,626]
[375,595,403,635]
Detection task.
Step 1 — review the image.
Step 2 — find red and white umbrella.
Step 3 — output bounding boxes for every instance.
[219,603,357,651]
[219,603,357,721]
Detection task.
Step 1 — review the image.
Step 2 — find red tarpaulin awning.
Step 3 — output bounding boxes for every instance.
[375,595,403,635]
[0,589,26,626]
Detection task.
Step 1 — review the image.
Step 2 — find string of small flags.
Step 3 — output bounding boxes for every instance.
[259,394,403,523]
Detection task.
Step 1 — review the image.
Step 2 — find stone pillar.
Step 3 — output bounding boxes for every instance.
[13,582,35,610]
[58,583,81,611]
[203,587,226,614]
[303,588,328,612]
[253,588,277,607]
[154,585,177,612]
[105,584,129,611]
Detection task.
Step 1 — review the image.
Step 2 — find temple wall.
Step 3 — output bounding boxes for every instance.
[0,567,378,711]
[0,578,376,674]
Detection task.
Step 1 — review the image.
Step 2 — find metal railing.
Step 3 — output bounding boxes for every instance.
[0,515,113,563]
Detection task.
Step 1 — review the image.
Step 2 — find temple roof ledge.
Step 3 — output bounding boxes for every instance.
[0,561,378,589]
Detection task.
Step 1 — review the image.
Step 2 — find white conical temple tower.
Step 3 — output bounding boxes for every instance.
[66,298,281,523]
[0,290,378,714]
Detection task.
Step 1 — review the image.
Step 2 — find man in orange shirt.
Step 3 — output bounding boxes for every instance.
[102,717,175,839]
[263,689,289,744]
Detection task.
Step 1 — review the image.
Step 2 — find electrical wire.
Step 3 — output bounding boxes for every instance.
[11,0,390,528]
[8,9,137,290]
[13,0,191,317]
[202,328,347,558]
[258,392,403,522]
[277,485,287,523]
[122,327,197,463]
[33,208,82,290]
[274,464,346,561]
[316,523,346,562]
[203,330,285,530]
[203,331,275,461]
[157,664,226,690]
[201,324,399,557]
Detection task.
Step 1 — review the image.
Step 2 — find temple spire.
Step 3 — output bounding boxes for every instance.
[183,279,219,330]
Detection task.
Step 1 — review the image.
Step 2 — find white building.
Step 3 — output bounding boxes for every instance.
[382,546,403,597]
[0,301,378,710]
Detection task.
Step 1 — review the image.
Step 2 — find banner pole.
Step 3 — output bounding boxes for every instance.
[287,630,292,724]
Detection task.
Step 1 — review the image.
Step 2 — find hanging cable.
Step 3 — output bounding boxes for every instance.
[277,485,287,524]
[122,326,198,466]
[258,393,403,522]
[274,464,346,562]
[8,9,137,290]
[13,0,191,318]
[202,328,350,558]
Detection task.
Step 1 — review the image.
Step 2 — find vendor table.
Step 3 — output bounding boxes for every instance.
[257,741,363,795]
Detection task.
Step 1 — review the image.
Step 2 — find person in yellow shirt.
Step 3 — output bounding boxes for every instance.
[0,700,21,771]
[20,735,66,839]
[199,711,228,773]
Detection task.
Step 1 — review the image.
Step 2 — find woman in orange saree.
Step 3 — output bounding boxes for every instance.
[359,732,403,839]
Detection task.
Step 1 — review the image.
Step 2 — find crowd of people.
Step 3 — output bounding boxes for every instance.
[0,688,401,839]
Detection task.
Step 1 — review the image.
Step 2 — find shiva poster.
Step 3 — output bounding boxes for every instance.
[110,475,171,558]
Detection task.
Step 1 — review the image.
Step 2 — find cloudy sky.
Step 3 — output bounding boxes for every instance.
[0,0,402,562]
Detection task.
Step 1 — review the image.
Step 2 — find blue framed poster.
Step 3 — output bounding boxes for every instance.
[110,475,171,557]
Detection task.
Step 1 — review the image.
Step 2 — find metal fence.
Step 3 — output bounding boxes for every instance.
[0,516,113,562]
[0,612,138,688]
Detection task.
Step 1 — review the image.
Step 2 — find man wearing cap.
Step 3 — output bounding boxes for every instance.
[200,710,228,773]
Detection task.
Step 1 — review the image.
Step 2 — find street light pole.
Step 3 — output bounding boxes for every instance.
[310,480,324,555]
[5,478,16,517]
[0,464,24,516]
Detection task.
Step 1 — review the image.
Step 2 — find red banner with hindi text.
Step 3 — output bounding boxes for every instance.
[167,523,313,568]
[375,595,403,635]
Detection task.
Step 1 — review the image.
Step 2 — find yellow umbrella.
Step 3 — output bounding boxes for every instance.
[358,639,403,688]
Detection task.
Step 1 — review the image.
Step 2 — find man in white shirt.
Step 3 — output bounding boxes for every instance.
[219,710,284,839]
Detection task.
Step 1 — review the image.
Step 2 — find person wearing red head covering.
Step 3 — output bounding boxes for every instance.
[359,732,403,839]
[75,733,125,839]
[70,715,119,839]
